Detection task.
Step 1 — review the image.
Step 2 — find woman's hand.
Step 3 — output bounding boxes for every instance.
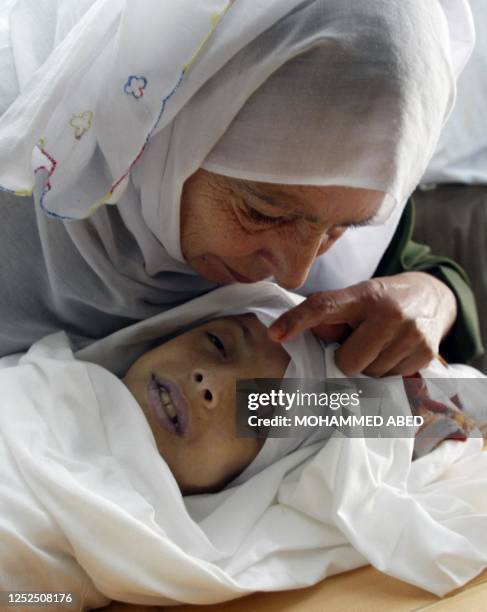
[268,272,458,376]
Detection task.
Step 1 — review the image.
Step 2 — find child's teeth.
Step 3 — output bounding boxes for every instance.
[159,388,177,419]
[165,402,177,419]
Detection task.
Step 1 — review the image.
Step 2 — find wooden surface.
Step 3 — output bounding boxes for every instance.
[104,565,487,612]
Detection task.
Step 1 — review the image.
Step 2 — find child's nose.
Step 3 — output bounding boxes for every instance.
[192,369,219,409]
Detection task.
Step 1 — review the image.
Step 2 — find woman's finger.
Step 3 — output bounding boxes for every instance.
[268,289,360,342]
[334,319,391,375]
[312,322,351,343]
[386,347,436,376]
[364,318,438,377]
[362,331,418,377]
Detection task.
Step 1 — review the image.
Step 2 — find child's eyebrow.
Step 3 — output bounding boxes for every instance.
[232,318,253,344]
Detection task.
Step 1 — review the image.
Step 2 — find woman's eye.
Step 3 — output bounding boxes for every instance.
[207,332,227,357]
[245,203,283,225]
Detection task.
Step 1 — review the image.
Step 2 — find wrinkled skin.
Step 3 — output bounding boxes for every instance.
[268,272,457,376]
[181,169,381,289]
[180,169,457,376]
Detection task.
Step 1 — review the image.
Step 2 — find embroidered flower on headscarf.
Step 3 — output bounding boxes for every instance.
[124,75,148,99]
[69,111,94,140]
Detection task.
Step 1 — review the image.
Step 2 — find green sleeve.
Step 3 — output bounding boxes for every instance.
[374,198,484,364]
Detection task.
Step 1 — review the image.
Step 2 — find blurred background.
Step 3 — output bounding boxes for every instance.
[415,0,487,373]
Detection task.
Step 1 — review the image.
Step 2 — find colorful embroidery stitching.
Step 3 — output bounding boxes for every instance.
[69,111,94,140]
[124,75,148,99]
[0,186,33,197]
[34,141,64,219]
[25,0,235,220]
[182,0,235,74]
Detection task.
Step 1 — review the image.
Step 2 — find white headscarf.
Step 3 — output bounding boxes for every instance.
[0,0,474,283]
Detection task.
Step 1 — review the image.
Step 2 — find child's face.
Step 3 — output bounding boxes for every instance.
[123,314,289,494]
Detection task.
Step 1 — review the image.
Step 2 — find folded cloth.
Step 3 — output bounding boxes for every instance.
[0,282,486,609]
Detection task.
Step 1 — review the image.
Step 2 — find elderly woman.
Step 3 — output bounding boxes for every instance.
[0,0,483,374]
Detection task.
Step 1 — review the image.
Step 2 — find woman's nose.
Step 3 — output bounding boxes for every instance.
[192,368,220,409]
[269,234,330,290]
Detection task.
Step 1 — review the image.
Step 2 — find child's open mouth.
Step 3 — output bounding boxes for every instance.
[146,374,189,437]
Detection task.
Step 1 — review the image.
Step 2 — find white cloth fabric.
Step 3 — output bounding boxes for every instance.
[1,282,486,608]
[0,0,474,282]
[423,0,487,184]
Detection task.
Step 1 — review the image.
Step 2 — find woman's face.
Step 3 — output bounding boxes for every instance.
[181,169,384,289]
[122,314,289,495]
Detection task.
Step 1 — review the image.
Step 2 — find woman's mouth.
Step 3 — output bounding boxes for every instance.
[146,374,189,436]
